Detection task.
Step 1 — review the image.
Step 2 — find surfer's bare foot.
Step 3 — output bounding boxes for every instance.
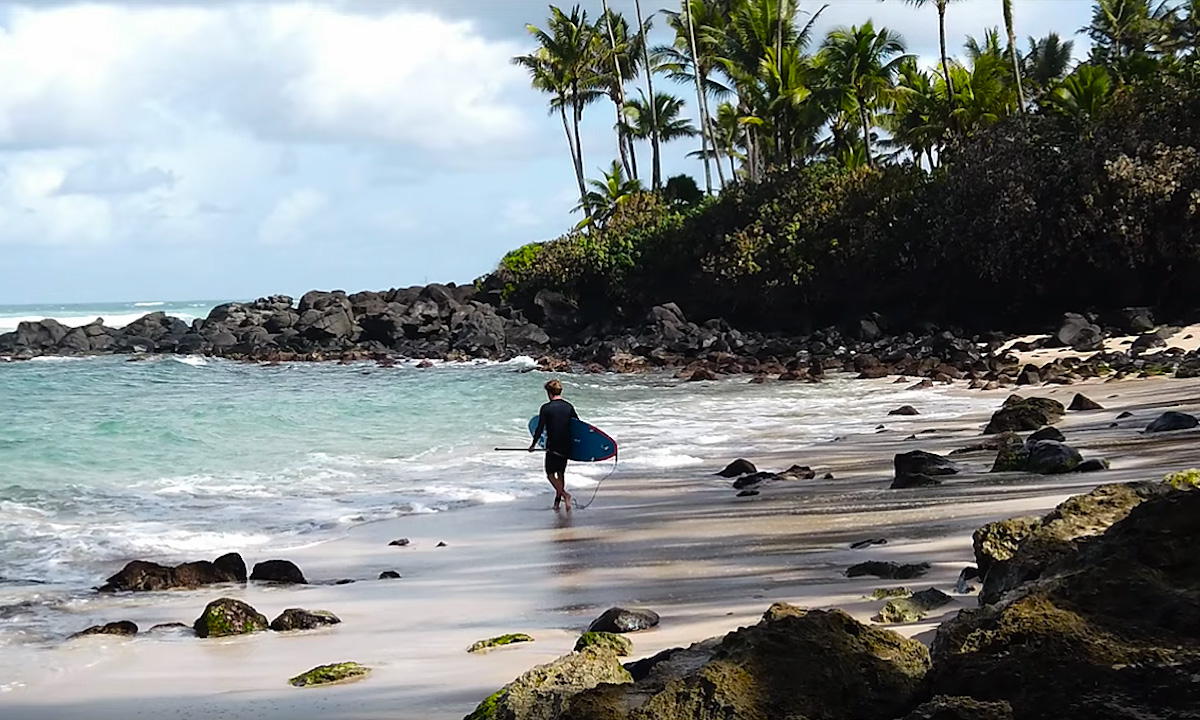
[563,493,572,512]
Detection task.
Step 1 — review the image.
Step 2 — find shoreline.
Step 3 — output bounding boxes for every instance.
[2,375,1198,718]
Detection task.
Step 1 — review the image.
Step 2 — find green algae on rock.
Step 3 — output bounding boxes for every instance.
[574,631,633,656]
[288,662,371,688]
[467,633,535,654]
[193,597,269,638]
[876,588,954,625]
[1164,468,1200,489]
[462,647,631,720]
[868,587,912,600]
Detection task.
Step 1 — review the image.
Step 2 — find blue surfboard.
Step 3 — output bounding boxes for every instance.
[528,416,618,462]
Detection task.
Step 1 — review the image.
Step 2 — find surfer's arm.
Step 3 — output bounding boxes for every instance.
[529,411,546,451]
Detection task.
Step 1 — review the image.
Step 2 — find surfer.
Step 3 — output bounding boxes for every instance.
[529,379,577,511]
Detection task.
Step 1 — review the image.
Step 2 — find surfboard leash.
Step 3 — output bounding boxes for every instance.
[572,447,618,511]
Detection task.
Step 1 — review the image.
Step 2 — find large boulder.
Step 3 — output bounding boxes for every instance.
[1145,411,1199,433]
[463,647,632,720]
[1023,440,1083,474]
[931,490,1200,720]
[977,482,1175,605]
[14,319,69,350]
[69,621,139,640]
[983,396,1065,435]
[586,607,659,634]
[564,604,930,720]
[531,290,580,334]
[98,553,246,592]
[972,516,1042,578]
[894,450,960,482]
[1067,393,1104,411]
[1055,313,1104,352]
[193,598,269,638]
[717,459,756,478]
[250,559,307,584]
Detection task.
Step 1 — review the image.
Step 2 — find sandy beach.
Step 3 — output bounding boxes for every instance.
[3,374,1199,720]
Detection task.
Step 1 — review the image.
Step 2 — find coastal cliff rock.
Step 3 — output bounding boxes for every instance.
[193,598,269,638]
[930,489,1200,720]
[464,647,632,720]
[99,552,246,592]
[564,604,930,720]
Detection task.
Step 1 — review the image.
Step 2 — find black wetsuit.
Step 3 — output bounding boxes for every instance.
[533,398,577,474]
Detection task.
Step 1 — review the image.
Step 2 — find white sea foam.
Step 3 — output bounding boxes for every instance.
[133,301,165,307]
[0,311,202,334]
[171,355,208,367]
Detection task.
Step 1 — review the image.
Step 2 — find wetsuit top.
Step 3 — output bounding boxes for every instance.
[533,398,578,456]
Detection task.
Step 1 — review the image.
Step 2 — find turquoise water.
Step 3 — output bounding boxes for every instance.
[0,321,1001,652]
[0,300,220,334]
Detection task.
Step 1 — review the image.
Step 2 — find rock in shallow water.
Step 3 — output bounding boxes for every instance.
[983,396,1065,435]
[99,552,246,592]
[69,621,138,639]
[586,607,660,634]
[1145,410,1199,433]
[269,608,341,632]
[846,561,931,580]
[288,661,371,688]
[875,588,953,624]
[250,559,307,584]
[193,598,269,638]
[467,633,534,654]
[574,631,631,656]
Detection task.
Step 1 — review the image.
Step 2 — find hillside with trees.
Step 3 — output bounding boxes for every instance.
[496,0,1200,334]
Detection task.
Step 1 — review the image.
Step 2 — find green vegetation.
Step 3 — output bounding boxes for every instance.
[467,633,536,653]
[574,631,634,656]
[288,662,371,688]
[501,0,1200,332]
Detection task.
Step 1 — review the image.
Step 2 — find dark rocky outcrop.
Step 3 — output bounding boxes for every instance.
[379,571,402,580]
[574,632,632,656]
[975,482,1176,605]
[983,396,1065,435]
[902,696,1014,720]
[890,473,943,489]
[99,552,246,592]
[731,471,774,489]
[250,559,307,584]
[69,621,138,639]
[563,604,930,720]
[716,459,756,478]
[846,561,931,580]
[892,450,958,489]
[1054,313,1104,352]
[269,608,341,632]
[1145,410,1199,433]
[1027,426,1064,443]
[586,608,660,634]
[930,490,1200,720]
[889,405,920,416]
[193,598,269,638]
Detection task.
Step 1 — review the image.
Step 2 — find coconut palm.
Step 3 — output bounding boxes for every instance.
[513,6,603,215]
[1025,33,1076,96]
[573,160,646,228]
[880,57,944,169]
[819,22,909,168]
[623,91,700,172]
[632,0,662,190]
[898,0,964,99]
[1002,0,1027,112]
[1085,0,1176,78]
[594,4,646,181]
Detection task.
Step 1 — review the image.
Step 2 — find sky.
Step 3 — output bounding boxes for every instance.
[0,0,1097,305]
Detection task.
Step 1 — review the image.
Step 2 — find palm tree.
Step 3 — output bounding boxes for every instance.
[820,22,908,168]
[623,91,700,171]
[1049,64,1114,119]
[881,57,943,169]
[1002,0,1027,113]
[1024,33,1076,96]
[1085,0,1175,78]
[598,1,634,180]
[573,160,645,228]
[899,0,964,100]
[683,0,718,193]
[633,0,662,190]
[513,6,603,215]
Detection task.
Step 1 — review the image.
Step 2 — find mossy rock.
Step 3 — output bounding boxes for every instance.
[288,661,371,688]
[983,397,1065,435]
[1164,468,1200,490]
[193,598,268,638]
[468,633,535,654]
[574,631,633,656]
[973,516,1042,576]
[903,695,1014,720]
[868,587,912,600]
[463,647,632,720]
[464,688,509,720]
[875,589,953,625]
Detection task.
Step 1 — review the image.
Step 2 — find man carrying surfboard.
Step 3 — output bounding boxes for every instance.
[529,379,577,511]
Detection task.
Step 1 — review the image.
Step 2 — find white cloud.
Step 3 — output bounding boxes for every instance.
[56,159,176,195]
[0,3,530,151]
[258,188,327,246]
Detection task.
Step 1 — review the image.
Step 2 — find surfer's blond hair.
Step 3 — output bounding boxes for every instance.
[545,379,563,397]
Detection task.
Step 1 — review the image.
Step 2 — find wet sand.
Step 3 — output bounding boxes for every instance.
[3,375,1199,720]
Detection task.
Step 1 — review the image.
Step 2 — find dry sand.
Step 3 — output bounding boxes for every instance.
[3,376,1199,720]
[1001,322,1200,366]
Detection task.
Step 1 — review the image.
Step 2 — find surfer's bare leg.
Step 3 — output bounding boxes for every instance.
[548,473,571,511]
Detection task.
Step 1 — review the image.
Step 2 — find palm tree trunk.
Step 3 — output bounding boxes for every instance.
[560,105,590,218]
[683,0,714,194]
[1003,0,1027,113]
[859,99,873,168]
[570,86,590,219]
[601,0,634,178]
[938,3,954,100]
[634,0,661,190]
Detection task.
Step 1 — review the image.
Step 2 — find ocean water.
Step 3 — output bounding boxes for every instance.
[0,308,1001,679]
[0,300,220,334]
